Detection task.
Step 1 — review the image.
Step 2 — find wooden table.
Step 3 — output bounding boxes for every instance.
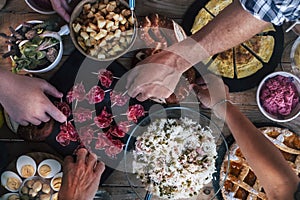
[0,0,299,199]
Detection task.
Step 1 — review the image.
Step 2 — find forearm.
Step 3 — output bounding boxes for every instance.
[167,0,270,73]
[218,102,299,199]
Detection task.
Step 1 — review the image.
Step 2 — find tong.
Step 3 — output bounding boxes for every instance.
[286,19,300,33]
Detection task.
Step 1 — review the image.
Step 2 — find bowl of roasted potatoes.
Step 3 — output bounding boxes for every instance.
[70,0,137,61]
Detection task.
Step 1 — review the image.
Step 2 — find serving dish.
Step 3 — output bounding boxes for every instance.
[256,71,300,122]
[3,20,65,73]
[70,0,137,61]
[124,107,229,200]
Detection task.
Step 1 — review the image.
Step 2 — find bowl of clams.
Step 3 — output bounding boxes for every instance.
[70,0,137,61]
[0,154,63,200]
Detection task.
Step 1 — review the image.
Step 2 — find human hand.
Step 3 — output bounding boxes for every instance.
[192,74,229,118]
[50,0,72,22]
[59,148,105,200]
[0,72,66,126]
[126,51,190,102]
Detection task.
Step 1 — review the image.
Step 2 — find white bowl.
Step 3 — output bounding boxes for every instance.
[1,193,20,200]
[1,171,22,192]
[38,159,61,179]
[16,155,37,178]
[50,172,63,192]
[9,20,63,73]
[256,71,300,122]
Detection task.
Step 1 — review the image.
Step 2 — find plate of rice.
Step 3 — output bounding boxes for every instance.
[124,107,229,200]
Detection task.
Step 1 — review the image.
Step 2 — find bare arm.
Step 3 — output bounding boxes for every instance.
[194,74,299,199]
[127,0,270,100]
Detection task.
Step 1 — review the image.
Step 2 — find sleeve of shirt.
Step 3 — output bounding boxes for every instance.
[239,0,300,26]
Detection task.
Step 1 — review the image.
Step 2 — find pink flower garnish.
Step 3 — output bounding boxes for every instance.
[66,83,86,103]
[98,69,113,88]
[127,104,145,123]
[95,133,110,150]
[94,107,113,128]
[105,139,124,158]
[56,131,71,146]
[110,91,130,106]
[59,122,79,142]
[86,86,105,104]
[54,101,71,117]
[79,125,94,145]
[73,107,93,123]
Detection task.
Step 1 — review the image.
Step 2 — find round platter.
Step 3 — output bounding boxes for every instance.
[182,0,284,92]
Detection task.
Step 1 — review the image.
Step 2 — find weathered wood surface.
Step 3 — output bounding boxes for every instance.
[0,0,300,199]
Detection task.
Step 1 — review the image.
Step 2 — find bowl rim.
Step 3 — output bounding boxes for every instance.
[123,106,230,200]
[8,20,63,73]
[290,36,300,71]
[1,171,22,192]
[24,0,56,15]
[256,71,300,122]
[69,0,138,62]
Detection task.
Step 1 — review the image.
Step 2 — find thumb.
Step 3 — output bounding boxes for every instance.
[42,81,64,99]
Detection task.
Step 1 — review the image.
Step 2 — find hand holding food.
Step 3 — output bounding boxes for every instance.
[0,69,66,126]
[58,148,105,200]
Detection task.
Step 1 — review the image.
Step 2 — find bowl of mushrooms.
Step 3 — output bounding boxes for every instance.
[19,176,52,200]
[70,0,137,61]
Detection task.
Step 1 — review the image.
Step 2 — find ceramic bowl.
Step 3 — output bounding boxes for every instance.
[19,176,52,199]
[1,171,22,192]
[24,0,55,14]
[37,159,61,179]
[8,20,63,73]
[256,71,300,122]
[50,172,63,192]
[69,0,137,61]
[1,193,20,200]
[16,155,37,179]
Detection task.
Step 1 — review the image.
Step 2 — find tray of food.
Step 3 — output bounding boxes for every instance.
[0,152,63,200]
[181,0,284,92]
[214,125,300,200]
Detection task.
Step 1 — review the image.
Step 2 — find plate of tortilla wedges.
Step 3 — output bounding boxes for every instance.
[182,0,284,92]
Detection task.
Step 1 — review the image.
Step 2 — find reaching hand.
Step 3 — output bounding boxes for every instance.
[50,0,72,22]
[0,71,66,126]
[126,51,189,102]
[59,148,105,200]
[192,73,229,109]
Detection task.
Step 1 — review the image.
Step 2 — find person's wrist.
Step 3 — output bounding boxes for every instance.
[212,99,233,120]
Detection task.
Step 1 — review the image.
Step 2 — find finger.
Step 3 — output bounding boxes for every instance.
[76,148,88,165]
[94,161,105,176]
[30,118,42,126]
[127,83,144,98]
[37,113,51,123]
[63,155,75,169]
[45,102,67,123]
[51,0,71,22]
[125,69,138,90]
[60,0,72,12]
[18,120,29,126]
[136,92,151,102]
[86,153,98,169]
[41,81,63,98]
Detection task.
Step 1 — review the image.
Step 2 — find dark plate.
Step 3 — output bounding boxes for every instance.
[213,123,294,200]
[181,0,284,92]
